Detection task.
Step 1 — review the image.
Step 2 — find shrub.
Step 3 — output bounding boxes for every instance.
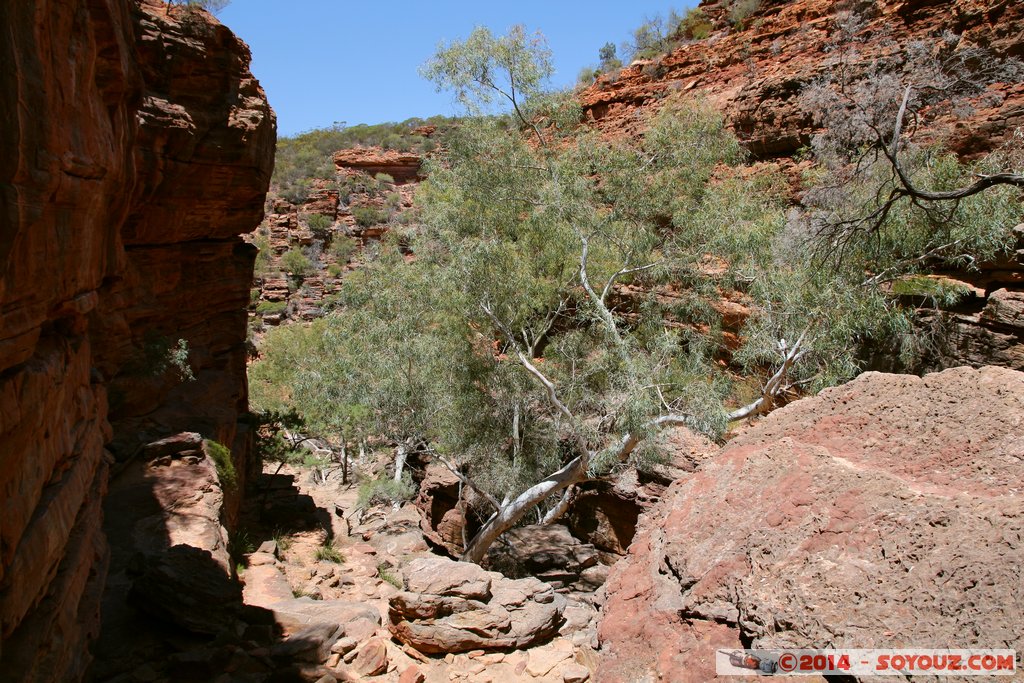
[315,539,344,563]
[205,439,237,490]
[280,248,313,276]
[377,563,402,589]
[256,300,287,316]
[729,0,761,26]
[375,173,395,185]
[330,235,357,262]
[356,474,416,509]
[253,232,274,275]
[327,264,344,278]
[306,213,333,238]
[170,0,230,11]
[352,205,388,227]
[578,66,599,85]
[680,8,713,40]
[598,42,622,71]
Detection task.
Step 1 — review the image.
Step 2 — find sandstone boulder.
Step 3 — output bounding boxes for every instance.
[597,366,1024,682]
[389,557,565,653]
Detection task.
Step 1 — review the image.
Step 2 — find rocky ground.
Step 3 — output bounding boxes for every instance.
[236,462,603,683]
[85,366,1024,683]
[89,431,608,683]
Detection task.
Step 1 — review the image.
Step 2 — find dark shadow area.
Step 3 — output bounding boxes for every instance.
[87,445,339,683]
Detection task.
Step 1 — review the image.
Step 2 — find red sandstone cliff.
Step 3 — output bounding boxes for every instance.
[581,0,1023,157]
[0,1,275,680]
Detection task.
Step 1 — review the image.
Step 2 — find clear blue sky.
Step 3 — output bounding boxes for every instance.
[218,1,693,137]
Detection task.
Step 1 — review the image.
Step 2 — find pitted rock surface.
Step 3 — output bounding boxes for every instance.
[597,366,1024,683]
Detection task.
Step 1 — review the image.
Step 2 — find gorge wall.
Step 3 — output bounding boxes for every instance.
[0,1,274,680]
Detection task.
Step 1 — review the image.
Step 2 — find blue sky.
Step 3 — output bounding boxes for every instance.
[218,1,693,137]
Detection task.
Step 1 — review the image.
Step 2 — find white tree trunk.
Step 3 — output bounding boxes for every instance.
[461,456,587,563]
[394,440,409,482]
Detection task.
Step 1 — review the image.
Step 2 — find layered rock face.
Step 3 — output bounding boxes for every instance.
[0,1,274,680]
[581,0,1023,157]
[597,366,1024,682]
[334,147,423,184]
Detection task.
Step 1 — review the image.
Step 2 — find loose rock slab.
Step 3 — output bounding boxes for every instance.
[389,557,565,653]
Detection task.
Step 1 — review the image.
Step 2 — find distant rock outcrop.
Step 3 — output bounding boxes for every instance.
[597,366,1024,683]
[0,0,274,679]
[334,147,423,184]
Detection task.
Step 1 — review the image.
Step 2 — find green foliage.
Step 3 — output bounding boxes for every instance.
[729,0,761,26]
[130,333,195,382]
[205,440,237,490]
[273,530,291,554]
[253,231,275,276]
[375,173,395,185]
[315,539,344,563]
[356,475,416,510]
[256,300,287,316]
[167,338,195,381]
[280,248,313,277]
[890,276,969,304]
[578,66,599,85]
[680,8,713,40]
[252,27,1023,554]
[305,213,333,238]
[273,118,453,206]
[598,42,622,71]
[168,0,230,14]
[229,527,257,568]
[421,25,553,116]
[624,9,688,61]
[377,563,403,589]
[351,205,388,227]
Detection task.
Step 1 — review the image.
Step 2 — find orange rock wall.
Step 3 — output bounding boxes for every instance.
[581,0,1024,157]
[0,1,274,680]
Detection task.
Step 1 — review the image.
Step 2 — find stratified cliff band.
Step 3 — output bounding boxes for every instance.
[0,1,275,680]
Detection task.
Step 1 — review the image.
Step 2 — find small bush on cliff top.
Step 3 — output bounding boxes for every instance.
[680,8,713,40]
[167,0,230,13]
[729,0,761,26]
